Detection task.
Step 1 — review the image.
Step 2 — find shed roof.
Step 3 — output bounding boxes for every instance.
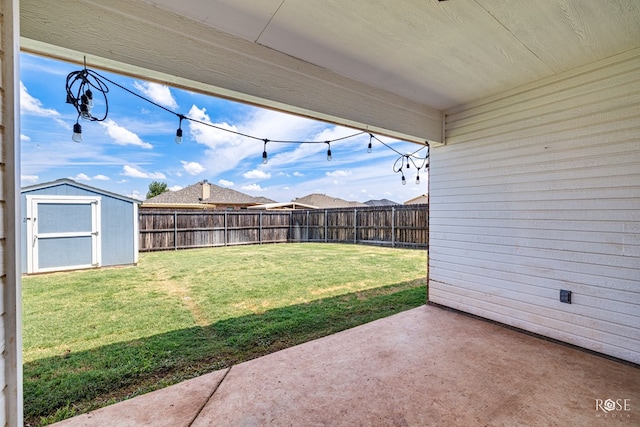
[21,178,140,204]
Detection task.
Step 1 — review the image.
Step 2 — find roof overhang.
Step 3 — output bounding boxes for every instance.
[19,0,640,145]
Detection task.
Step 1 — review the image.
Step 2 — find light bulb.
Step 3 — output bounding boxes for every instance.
[367,142,372,153]
[262,150,268,164]
[72,123,82,143]
[85,89,94,108]
[327,148,332,161]
[401,175,406,185]
[80,103,91,119]
[416,175,420,184]
[175,128,183,144]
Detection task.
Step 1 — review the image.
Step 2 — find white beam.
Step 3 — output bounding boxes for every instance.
[2,0,23,424]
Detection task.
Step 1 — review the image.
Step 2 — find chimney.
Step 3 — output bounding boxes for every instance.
[202,179,210,200]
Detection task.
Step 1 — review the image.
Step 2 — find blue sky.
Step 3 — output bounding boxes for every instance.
[20,53,428,203]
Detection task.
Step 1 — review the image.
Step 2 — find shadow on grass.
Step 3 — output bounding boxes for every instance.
[24,280,426,425]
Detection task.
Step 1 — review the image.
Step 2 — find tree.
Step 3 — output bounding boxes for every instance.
[146,181,169,199]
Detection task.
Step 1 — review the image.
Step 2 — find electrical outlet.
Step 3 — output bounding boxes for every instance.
[560,290,572,304]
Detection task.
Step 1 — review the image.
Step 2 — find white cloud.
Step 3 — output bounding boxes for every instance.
[243,169,271,180]
[100,119,153,149]
[20,82,60,117]
[241,183,265,192]
[293,171,304,177]
[21,174,39,184]
[122,165,166,179]
[127,190,144,200]
[218,179,234,187]
[133,81,178,110]
[169,185,183,191]
[70,173,109,182]
[21,134,31,142]
[187,105,329,175]
[72,173,91,181]
[181,160,206,175]
[326,170,352,177]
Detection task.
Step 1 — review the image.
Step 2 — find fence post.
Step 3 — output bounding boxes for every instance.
[224,211,228,247]
[306,210,309,242]
[324,209,328,243]
[354,208,357,244]
[259,212,263,244]
[392,207,395,248]
[173,211,178,250]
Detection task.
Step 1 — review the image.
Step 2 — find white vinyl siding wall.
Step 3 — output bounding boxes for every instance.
[429,48,640,364]
[1,0,21,424]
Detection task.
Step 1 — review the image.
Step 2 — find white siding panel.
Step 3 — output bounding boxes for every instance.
[430,49,640,364]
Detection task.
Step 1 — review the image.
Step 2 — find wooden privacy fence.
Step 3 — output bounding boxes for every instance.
[139,205,428,251]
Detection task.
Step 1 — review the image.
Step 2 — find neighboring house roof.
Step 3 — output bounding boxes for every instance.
[142,180,276,208]
[21,178,141,204]
[364,199,400,207]
[292,193,367,209]
[404,194,429,205]
[248,201,318,210]
[253,196,278,204]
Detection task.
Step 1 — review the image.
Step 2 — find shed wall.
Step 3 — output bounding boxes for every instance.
[429,49,640,364]
[21,184,137,273]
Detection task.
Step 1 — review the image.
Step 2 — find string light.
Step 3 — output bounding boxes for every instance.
[175,115,184,144]
[72,122,82,143]
[262,140,269,164]
[65,58,109,135]
[64,62,429,184]
[390,143,429,186]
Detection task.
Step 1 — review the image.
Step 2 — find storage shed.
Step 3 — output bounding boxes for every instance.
[21,179,139,274]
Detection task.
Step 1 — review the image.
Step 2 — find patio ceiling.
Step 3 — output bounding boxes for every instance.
[20,0,640,143]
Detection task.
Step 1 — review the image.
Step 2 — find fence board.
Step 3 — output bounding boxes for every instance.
[139,205,428,251]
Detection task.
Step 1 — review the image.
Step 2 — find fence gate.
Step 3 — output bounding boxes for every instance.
[26,196,102,273]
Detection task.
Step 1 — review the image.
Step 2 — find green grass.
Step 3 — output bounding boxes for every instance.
[23,243,427,425]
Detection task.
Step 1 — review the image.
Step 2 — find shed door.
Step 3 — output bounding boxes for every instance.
[26,196,102,273]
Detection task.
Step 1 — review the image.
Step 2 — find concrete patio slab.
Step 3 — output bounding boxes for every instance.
[193,305,639,426]
[52,369,229,427]
[53,305,639,426]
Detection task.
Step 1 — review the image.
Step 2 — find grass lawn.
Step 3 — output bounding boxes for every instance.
[23,243,427,425]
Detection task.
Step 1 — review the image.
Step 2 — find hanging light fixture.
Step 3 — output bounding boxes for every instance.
[72,122,82,143]
[175,115,184,144]
[262,140,269,164]
[64,61,429,186]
